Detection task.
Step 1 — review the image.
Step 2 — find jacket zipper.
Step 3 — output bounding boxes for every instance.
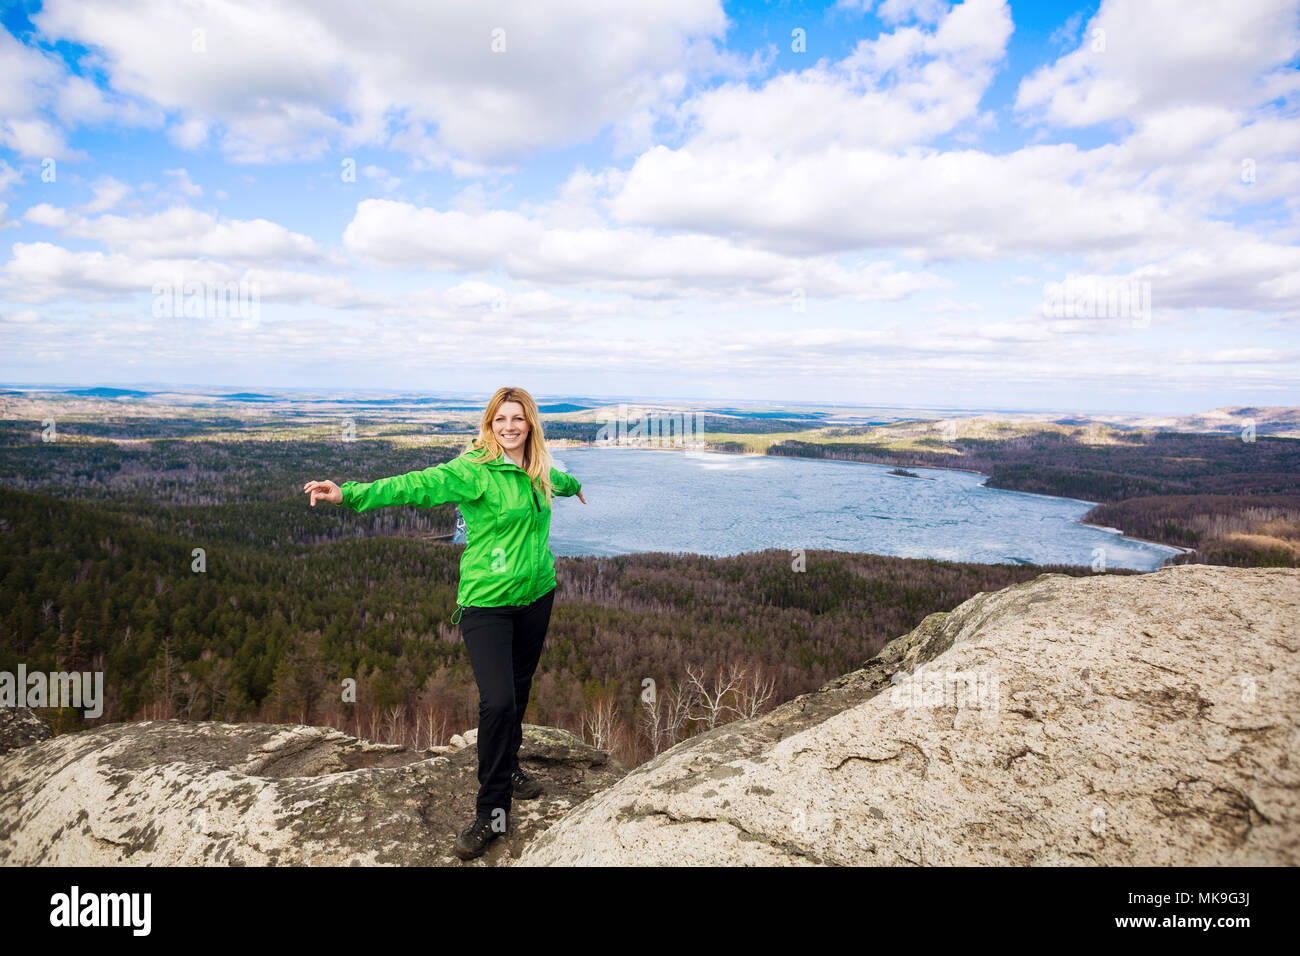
[529,485,539,603]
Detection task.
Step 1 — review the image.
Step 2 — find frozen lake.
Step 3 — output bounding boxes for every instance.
[537,446,1183,571]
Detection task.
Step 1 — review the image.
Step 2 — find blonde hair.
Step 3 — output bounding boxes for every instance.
[464,386,556,501]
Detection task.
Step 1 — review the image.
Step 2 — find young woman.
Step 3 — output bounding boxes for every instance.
[302,386,586,860]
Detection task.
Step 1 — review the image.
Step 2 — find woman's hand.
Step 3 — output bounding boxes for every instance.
[303,479,343,506]
[577,489,587,504]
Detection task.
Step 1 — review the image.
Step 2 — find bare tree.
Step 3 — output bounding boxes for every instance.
[638,688,665,757]
[582,694,622,753]
[684,661,745,730]
[734,661,777,719]
[383,705,405,746]
[663,679,695,747]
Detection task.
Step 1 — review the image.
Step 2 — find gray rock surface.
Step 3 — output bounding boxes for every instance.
[518,565,1300,865]
[0,719,624,865]
[0,705,54,757]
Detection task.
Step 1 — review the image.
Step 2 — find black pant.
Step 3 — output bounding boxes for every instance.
[458,586,555,818]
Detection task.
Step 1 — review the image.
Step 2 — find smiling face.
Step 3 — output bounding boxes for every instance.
[492,401,530,458]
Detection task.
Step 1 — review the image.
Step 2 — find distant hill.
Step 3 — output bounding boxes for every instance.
[1120,405,1300,438]
[714,409,822,420]
[62,387,151,398]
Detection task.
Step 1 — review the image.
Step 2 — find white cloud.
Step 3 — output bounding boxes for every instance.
[1124,235,1300,314]
[394,280,626,328]
[23,203,71,227]
[669,0,1011,157]
[0,159,20,193]
[32,0,740,165]
[54,72,118,124]
[876,0,950,24]
[1015,0,1300,130]
[81,176,130,213]
[0,118,80,160]
[163,168,202,197]
[608,141,1191,259]
[167,116,209,150]
[0,26,156,159]
[919,298,984,313]
[1048,10,1085,48]
[0,241,373,310]
[343,198,947,302]
[360,165,402,192]
[584,0,1299,317]
[17,206,333,266]
[2,241,242,302]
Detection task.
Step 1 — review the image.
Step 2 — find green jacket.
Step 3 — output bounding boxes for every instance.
[339,448,582,617]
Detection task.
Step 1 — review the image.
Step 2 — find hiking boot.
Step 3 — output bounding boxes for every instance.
[452,812,507,861]
[511,767,543,800]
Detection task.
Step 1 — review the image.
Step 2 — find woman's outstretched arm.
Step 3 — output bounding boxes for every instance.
[549,466,586,502]
[305,455,485,513]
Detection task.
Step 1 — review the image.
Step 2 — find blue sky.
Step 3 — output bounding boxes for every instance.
[0,0,1297,414]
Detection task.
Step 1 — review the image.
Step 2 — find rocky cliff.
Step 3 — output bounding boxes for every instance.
[519,564,1298,865]
[3,564,1296,865]
[0,720,624,865]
